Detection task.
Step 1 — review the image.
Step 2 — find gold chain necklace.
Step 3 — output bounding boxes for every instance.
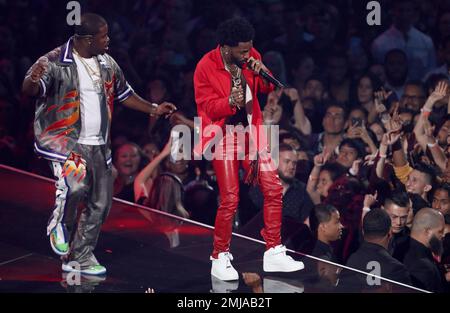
[73,49,100,77]
[73,48,103,93]
[221,48,241,81]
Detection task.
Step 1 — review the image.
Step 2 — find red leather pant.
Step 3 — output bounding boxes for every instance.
[211,133,283,258]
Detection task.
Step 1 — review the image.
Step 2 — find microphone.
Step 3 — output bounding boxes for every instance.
[238,59,285,88]
[258,70,285,88]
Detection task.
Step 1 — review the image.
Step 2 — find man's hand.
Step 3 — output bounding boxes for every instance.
[155,102,177,118]
[363,191,378,208]
[230,85,245,109]
[169,111,191,126]
[247,56,269,75]
[382,128,402,146]
[29,56,49,82]
[283,87,300,102]
[266,89,282,106]
[348,125,373,146]
[313,151,330,167]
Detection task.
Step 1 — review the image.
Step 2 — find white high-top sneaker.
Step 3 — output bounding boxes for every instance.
[210,252,239,281]
[263,245,304,272]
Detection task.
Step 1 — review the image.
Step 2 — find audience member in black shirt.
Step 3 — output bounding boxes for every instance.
[247,144,314,223]
[383,191,412,261]
[341,208,411,291]
[309,204,343,262]
[404,208,446,292]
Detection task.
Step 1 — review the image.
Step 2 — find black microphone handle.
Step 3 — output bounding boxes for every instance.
[259,70,285,88]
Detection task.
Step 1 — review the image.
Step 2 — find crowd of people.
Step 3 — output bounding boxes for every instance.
[2,0,450,291]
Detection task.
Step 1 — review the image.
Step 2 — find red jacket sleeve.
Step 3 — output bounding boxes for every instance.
[194,62,236,121]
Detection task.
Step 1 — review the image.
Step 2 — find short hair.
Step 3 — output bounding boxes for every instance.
[320,162,347,182]
[279,132,303,147]
[363,208,392,239]
[414,162,437,187]
[309,204,338,235]
[278,143,297,154]
[412,208,444,233]
[384,191,410,208]
[304,72,328,88]
[349,106,369,121]
[404,80,426,95]
[339,138,366,159]
[74,13,107,37]
[217,17,255,47]
[324,101,348,120]
[434,183,450,198]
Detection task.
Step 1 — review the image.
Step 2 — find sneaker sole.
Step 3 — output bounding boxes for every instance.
[62,264,107,276]
[263,261,305,272]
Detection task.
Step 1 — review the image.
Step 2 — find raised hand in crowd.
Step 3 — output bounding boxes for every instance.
[346,122,377,154]
[263,89,283,124]
[374,88,392,114]
[283,87,312,135]
[307,150,332,205]
[361,191,378,223]
[423,80,447,112]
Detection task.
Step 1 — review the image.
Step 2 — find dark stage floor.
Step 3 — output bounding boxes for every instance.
[0,165,427,293]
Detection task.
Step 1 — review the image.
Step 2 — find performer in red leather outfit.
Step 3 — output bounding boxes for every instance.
[193,17,304,281]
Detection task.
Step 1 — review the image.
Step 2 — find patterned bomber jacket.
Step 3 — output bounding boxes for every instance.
[28,37,134,166]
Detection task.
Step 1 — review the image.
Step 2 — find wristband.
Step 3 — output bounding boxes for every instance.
[149,103,159,117]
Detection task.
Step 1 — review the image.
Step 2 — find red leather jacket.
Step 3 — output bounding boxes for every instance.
[193,46,274,156]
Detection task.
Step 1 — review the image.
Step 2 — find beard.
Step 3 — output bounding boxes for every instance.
[232,55,245,68]
[278,172,294,184]
[429,235,444,257]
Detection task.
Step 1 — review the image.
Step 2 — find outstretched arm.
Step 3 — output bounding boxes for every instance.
[122,93,176,117]
[285,88,312,136]
[134,136,172,202]
[307,151,330,205]
[423,119,448,172]
[22,56,50,97]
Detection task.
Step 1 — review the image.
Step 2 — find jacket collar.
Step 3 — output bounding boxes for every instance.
[212,45,226,70]
[59,37,75,65]
[58,37,109,69]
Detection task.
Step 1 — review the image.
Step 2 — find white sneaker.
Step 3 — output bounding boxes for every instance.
[210,252,239,281]
[263,245,304,272]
